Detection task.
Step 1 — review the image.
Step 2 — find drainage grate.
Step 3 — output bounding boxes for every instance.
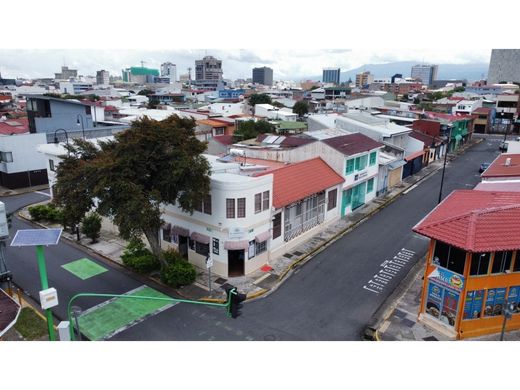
[293,251,304,256]
[423,336,438,341]
[393,309,407,319]
[214,278,227,285]
[283,253,293,259]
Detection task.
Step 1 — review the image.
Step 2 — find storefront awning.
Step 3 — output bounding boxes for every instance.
[224,240,249,250]
[255,230,271,243]
[190,231,210,245]
[404,150,424,162]
[172,225,189,237]
[387,160,406,170]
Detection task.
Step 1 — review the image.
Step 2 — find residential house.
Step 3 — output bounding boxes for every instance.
[452,99,483,115]
[413,190,520,339]
[472,107,495,134]
[161,156,343,277]
[254,104,297,121]
[0,133,48,189]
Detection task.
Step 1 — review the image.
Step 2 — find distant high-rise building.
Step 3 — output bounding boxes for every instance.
[252,66,273,86]
[411,64,438,86]
[121,66,160,83]
[355,71,374,88]
[96,70,110,85]
[161,62,177,83]
[194,55,223,90]
[54,66,78,80]
[322,68,341,84]
[487,49,520,84]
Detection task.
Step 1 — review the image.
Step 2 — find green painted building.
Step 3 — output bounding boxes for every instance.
[122,66,160,83]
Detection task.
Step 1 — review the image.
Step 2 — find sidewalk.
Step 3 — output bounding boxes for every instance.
[375,259,520,341]
[0,184,49,197]
[18,139,480,304]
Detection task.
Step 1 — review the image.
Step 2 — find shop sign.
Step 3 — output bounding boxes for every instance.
[229,227,245,239]
[427,266,464,292]
[212,238,219,255]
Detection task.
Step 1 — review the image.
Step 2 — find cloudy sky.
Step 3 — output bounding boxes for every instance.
[0,49,492,81]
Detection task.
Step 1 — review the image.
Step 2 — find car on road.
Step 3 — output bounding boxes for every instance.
[499,142,508,152]
[479,162,490,173]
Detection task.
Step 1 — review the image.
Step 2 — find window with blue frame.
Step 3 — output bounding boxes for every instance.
[367,178,374,193]
[345,159,355,175]
[369,151,377,166]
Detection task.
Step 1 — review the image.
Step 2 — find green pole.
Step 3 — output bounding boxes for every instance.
[36,245,56,341]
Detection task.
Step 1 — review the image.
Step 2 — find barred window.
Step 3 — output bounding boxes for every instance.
[255,193,262,214]
[327,189,337,211]
[195,242,209,256]
[203,194,212,215]
[237,198,246,218]
[256,240,267,255]
[226,198,235,218]
[262,190,270,211]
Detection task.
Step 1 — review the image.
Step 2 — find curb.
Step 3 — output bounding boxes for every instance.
[0,186,50,198]
[248,159,446,303]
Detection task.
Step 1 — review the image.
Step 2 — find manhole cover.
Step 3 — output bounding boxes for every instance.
[263,334,277,341]
[423,336,438,341]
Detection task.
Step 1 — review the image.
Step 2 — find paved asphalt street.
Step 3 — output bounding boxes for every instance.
[111,137,501,341]
[1,137,501,340]
[2,190,143,321]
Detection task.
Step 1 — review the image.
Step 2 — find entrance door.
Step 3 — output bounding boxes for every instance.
[228,250,245,277]
[341,188,352,217]
[178,235,188,259]
[351,182,366,210]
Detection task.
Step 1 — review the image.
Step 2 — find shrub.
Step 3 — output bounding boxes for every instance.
[81,212,102,243]
[163,248,185,264]
[121,238,160,274]
[28,203,63,223]
[160,260,196,288]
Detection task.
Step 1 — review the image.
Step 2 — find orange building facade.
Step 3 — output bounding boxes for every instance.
[413,190,520,339]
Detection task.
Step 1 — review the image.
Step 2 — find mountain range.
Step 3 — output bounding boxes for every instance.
[309,61,489,82]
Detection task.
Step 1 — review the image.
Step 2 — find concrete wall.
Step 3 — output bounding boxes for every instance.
[0,133,47,174]
[34,100,94,133]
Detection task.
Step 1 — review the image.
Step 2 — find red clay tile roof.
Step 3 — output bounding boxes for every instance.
[257,157,344,208]
[473,107,491,114]
[413,190,520,252]
[322,133,384,156]
[0,117,29,135]
[481,154,520,179]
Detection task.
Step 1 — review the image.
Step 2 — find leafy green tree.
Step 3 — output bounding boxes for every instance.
[53,139,100,240]
[248,93,272,107]
[147,98,160,109]
[293,101,309,118]
[233,120,275,142]
[272,101,285,108]
[138,89,155,96]
[81,212,102,243]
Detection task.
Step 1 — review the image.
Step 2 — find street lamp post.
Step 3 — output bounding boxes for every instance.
[500,301,515,341]
[76,114,86,139]
[437,127,452,204]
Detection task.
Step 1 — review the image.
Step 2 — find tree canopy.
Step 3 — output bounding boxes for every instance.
[248,93,272,107]
[53,115,211,266]
[233,120,275,142]
[292,100,309,117]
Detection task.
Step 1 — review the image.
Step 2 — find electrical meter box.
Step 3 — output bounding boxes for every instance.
[39,288,59,310]
[0,201,9,239]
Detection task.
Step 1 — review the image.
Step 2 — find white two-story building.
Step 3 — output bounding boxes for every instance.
[161,155,344,277]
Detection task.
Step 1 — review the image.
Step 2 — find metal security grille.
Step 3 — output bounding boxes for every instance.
[283,192,325,242]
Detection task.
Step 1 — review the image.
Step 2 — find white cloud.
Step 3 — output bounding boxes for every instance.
[0,49,491,81]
